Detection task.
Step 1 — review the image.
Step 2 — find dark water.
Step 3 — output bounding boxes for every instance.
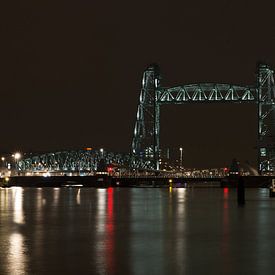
[1,187,275,275]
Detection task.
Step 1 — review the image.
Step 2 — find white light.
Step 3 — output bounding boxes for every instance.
[100,148,104,153]
[1,157,5,161]
[180,147,183,151]
[43,172,51,177]
[14,153,21,160]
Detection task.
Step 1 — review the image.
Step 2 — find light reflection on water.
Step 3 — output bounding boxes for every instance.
[95,188,107,274]
[8,232,26,275]
[0,187,275,274]
[175,188,186,273]
[12,187,24,225]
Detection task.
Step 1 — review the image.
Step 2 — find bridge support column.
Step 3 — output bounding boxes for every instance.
[132,64,161,170]
[154,102,160,170]
[257,64,275,174]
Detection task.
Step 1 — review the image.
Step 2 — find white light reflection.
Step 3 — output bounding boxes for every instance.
[8,233,26,274]
[95,189,107,274]
[177,188,186,215]
[131,189,165,274]
[0,188,9,210]
[53,188,60,207]
[76,188,81,205]
[35,188,43,222]
[175,188,187,273]
[12,187,24,224]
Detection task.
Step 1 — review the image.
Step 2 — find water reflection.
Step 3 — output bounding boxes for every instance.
[95,189,107,274]
[8,233,27,274]
[35,188,43,222]
[53,188,60,206]
[106,188,114,273]
[175,188,186,273]
[1,188,275,274]
[12,187,24,224]
[221,188,230,274]
[93,188,115,274]
[131,189,165,274]
[76,188,81,205]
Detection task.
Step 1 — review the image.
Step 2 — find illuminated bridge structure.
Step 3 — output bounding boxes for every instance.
[17,64,275,174]
[17,149,153,173]
[132,64,275,173]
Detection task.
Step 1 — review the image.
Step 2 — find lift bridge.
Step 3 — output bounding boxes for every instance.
[18,64,275,174]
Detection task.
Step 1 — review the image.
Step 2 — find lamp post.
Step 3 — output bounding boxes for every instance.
[179,147,183,175]
[1,157,5,168]
[13,152,21,175]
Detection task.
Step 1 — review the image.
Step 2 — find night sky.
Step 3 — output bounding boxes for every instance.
[2,0,275,168]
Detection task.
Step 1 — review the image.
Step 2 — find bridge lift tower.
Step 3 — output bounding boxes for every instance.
[132,63,275,174]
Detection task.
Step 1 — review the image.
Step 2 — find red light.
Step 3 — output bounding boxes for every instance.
[223,187,229,194]
[224,167,228,172]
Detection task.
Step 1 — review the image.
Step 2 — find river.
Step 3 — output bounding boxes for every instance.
[0,187,275,274]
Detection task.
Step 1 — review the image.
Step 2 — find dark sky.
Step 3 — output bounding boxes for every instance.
[2,0,275,168]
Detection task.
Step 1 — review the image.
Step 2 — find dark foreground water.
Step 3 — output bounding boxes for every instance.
[0,187,275,275]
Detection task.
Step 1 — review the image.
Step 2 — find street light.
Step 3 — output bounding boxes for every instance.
[12,152,22,175]
[1,157,5,168]
[14,152,21,160]
[179,147,183,171]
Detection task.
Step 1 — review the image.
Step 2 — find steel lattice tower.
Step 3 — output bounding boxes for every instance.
[257,64,275,173]
[132,63,275,174]
[132,64,161,169]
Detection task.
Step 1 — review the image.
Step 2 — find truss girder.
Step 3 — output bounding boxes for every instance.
[17,150,154,172]
[132,63,275,174]
[157,84,256,104]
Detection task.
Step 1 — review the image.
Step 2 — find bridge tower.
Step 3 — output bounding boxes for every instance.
[132,63,275,174]
[132,64,161,169]
[257,64,275,173]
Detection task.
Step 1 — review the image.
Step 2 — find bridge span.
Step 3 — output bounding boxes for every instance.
[15,63,275,175]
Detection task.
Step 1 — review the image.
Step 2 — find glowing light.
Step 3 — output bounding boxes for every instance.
[14,153,21,160]
[107,166,113,174]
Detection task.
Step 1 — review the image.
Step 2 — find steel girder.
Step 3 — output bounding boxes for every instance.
[17,150,154,172]
[157,84,256,103]
[132,64,275,173]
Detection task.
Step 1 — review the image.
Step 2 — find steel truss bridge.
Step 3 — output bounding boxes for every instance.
[18,63,275,174]
[17,150,152,173]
